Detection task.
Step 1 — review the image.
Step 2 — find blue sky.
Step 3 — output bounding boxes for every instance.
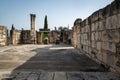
[0,0,112,31]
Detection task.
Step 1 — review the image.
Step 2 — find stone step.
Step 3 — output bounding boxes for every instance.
[0,71,119,80]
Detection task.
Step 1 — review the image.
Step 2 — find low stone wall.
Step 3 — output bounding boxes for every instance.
[0,26,7,46]
[73,0,120,73]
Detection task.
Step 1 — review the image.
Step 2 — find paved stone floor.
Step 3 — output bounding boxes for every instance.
[0,44,119,80]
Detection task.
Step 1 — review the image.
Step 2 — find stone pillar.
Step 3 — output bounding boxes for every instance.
[30,14,36,44]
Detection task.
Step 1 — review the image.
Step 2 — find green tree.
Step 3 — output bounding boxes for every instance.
[11,24,15,30]
[44,15,48,30]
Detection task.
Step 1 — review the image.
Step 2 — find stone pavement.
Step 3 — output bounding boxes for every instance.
[0,44,119,80]
[0,71,120,80]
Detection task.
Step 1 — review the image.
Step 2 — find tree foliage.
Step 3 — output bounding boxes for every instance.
[44,15,48,30]
[11,24,15,30]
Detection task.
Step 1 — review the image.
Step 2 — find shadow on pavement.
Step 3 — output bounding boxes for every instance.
[1,44,109,80]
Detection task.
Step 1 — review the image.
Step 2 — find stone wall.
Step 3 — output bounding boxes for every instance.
[21,30,31,44]
[61,30,73,44]
[73,19,82,48]
[10,30,22,45]
[68,30,73,45]
[49,31,58,44]
[36,32,42,44]
[73,0,120,73]
[49,30,73,44]
[0,26,7,46]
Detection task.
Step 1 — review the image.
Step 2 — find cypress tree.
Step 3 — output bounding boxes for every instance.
[11,24,15,30]
[44,15,48,30]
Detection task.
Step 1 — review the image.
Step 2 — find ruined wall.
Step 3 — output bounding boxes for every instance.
[0,26,7,46]
[62,31,68,43]
[49,31,58,43]
[61,30,72,44]
[11,30,37,44]
[10,30,22,45]
[49,30,73,44]
[74,0,120,73]
[68,30,73,45]
[73,19,82,48]
[36,32,42,44]
[21,30,31,44]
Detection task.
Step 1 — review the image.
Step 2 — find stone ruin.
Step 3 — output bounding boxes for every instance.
[73,0,120,73]
[0,26,7,46]
[0,0,120,74]
[0,14,73,46]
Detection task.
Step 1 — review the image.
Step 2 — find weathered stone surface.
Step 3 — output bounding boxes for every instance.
[21,30,31,44]
[91,41,96,48]
[0,26,7,46]
[30,14,37,44]
[107,42,116,53]
[96,51,103,61]
[102,51,108,64]
[39,72,53,80]
[85,46,89,53]
[54,72,66,80]
[111,0,118,15]
[91,11,99,23]
[67,72,84,80]
[96,42,102,50]
[91,23,96,31]
[10,30,22,45]
[118,13,120,28]
[109,29,119,43]
[98,32,102,41]
[73,19,82,48]
[95,22,99,31]
[107,54,116,67]
[116,42,120,57]
[98,9,104,20]
[72,0,120,73]
[101,31,107,42]
[101,42,108,50]
[106,17,111,29]
[1,71,119,80]
[111,15,118,29]
[103,5,111,17]
[85,18,89,25]
[91,32,95,41]
[95,32,98,41]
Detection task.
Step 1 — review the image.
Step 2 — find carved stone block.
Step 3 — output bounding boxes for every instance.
[107,42,116,53]
[91,23,96,31]
[116,42,120,57]
[0,26,7,46]
[111,15,118,29]
[97,42,102,50]
[118,14,120,28]
[111,0,118,15]
[106,17,111,29]
[102,42,108,50]
[101,31,107,42]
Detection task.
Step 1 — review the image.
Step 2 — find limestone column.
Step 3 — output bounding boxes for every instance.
[30,14,36,44]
